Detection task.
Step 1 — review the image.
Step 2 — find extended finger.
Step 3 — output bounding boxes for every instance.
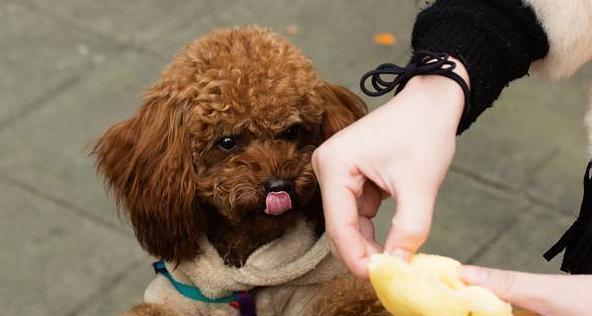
[462,265,560,314]
[384,190,434,259]
[317,171,372,278]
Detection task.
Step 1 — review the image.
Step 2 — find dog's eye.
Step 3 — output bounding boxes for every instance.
[281,125,301,141]
[216,137,237,151]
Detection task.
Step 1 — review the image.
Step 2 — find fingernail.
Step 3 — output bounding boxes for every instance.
[461,265,484,285]
[386,249,411,261]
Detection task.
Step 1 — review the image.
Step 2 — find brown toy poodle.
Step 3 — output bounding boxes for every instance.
[94,26,388,316]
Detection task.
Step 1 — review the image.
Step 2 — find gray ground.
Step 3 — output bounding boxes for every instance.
[2,0,591,315]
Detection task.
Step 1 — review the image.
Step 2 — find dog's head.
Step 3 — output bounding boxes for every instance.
[94,27,366,263]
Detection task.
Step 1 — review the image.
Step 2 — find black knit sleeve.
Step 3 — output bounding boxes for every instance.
[412,0,549,133]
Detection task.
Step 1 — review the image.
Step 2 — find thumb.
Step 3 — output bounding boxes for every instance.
[384,191,434,259]
[462,265,557,314]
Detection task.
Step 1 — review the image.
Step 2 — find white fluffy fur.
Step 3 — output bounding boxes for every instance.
[524,0,592,79]
[523,0,592,156]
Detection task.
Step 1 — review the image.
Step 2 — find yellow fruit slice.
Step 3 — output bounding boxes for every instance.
[368,254,512,316]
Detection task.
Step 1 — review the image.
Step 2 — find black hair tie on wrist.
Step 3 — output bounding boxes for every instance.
[359,50,471,124]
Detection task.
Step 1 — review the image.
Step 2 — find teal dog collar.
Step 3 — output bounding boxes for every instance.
[152,261,258,315]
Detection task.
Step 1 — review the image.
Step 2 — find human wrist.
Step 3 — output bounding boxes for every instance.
[396,64,467,134]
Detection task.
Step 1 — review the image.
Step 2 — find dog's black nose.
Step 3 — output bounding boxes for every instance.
[265,178,292,193]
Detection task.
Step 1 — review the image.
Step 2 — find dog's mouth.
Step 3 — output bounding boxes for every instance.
[264,191,293,215]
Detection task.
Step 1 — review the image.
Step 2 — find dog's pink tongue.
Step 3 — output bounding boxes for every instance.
[265,191,292,215]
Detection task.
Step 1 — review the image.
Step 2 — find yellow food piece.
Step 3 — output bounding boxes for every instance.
[369,254,512,316]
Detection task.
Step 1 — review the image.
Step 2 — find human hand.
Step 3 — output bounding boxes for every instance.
[312,59,468,278]
[462,265,592,316]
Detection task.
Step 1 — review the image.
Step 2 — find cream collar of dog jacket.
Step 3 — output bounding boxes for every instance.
[143,218,346,315]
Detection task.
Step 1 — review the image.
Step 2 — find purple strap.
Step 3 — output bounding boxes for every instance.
[236,291,257,316]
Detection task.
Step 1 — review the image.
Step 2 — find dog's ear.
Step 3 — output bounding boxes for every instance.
[318,83,368,139]
[93,93,203,262]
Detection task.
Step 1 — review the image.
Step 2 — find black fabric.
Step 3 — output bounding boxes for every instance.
[412,0,549,133]
[544,162,592,274]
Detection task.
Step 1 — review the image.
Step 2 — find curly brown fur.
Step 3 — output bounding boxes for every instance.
[122,303,178,316]
[312,274,389,316]
[93,26,366,266]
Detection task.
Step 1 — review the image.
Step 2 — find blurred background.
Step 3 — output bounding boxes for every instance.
[2,0,591,315]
